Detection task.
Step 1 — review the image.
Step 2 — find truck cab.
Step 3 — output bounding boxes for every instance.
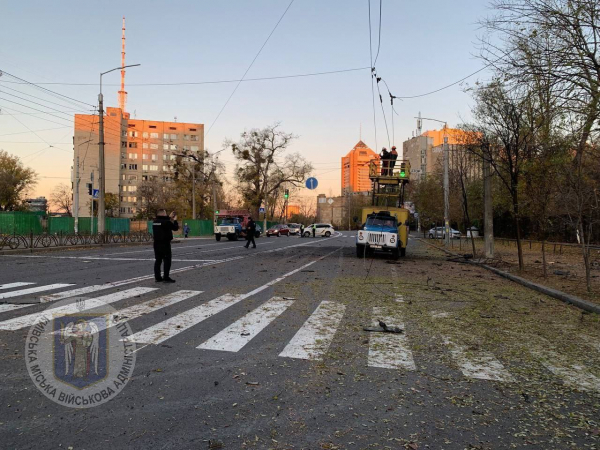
[214,209,262,241]
[356,209,408,259]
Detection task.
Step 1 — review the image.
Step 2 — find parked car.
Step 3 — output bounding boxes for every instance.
[287,223,302,235]
[266,224,290,237]
[428,226,461,239]
[303,223,335,238]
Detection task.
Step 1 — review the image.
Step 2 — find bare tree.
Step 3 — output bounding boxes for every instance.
[50,183,72,215]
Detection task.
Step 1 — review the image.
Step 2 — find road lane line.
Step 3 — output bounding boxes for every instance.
[126,248,342,346]
[0,282,35,291]
[279,301,346,360]
[444,337,515,382]
[368,308,415,370]
[0,287,158,331]
[0,304,31,314]
[533,349,600,392]
[48,290,203,335]
[0,284,74,301]
[197,297,293,352]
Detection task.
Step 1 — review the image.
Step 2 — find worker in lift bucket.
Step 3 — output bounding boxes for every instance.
[390,146,398,172]
[380,147,390,176]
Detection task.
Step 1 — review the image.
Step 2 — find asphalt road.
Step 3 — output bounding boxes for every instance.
[0,232,599,449]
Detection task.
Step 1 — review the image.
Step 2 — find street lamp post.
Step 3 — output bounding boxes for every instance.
[73,139,92,233]
[98,64,140,236]
[415,116,450,246]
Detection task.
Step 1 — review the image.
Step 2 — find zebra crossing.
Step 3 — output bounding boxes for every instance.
[0,280,598,392]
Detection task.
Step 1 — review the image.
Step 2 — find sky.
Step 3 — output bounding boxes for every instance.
[0,0,495,205]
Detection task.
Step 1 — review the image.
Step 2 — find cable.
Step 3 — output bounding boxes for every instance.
[373,0,383,67]
[368,0,378,152]
[0,89,91,117]
[0,69,95,108]
[206,0,295,136]
[374,70,391,148]
[0,126,70,137]
[0,83,92,113]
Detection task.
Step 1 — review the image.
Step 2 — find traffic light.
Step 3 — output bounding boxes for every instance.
[284,189,289,199]
[399,163,407,178]
[86,183,92,195]
[215,210,219,215]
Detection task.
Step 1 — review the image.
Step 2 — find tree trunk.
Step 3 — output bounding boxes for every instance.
[579,222,592,293]
[541,240,547,279]
[512,190,524,271]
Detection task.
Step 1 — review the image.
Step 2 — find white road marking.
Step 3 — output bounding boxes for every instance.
[0,304,31,314]
[0,287,157,331]
[0,282,35,291]
[444,338,515,382]
[49,290,202,334]
[197,297,293,352]
[368,307,415,370]
[3,255,218,262]
[279,301,346,360]
[125,250,340,346]
[431,311,450,319]
[534,349,600,392]
[0,284,74,301]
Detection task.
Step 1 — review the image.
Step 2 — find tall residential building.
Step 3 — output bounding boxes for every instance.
[73,108,204,218]
[341,141,379,194]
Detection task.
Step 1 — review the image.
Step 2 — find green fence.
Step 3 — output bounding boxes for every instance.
[148,219,214,237]
[0,211,44,234]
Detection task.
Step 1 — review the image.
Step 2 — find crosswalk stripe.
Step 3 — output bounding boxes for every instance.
[534,350,600,392]
[125,252,338,346]
[39,282,145,303]
[444,338,515,382]
[125,293,244,345]
[0,284,74,301]
[197,297,293,352]
[0,287,158,331]
[279,301,345,360]
[0,304,31,314]
[49,290,203,335]
[368,307,415,370]
[0,282,35,291]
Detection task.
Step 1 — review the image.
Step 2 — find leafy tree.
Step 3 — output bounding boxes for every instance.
[0,150,37,211]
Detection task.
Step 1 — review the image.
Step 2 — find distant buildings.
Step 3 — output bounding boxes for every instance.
[24,197,48,213]
[73,108,203,218]
[341,141,379,194]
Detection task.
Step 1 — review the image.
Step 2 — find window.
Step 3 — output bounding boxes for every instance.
[170,133,177,140]
[120,163,127,169]
[163,155,168,161]
[128,142,138,148]
[163,133,170,139]
[189,128,197,132]
[163,144,169,150]
[128,175,137,181]
[143,154,149,160]
[121,175,126,181]
[191,145,199,151]
[149,165,158,171]
[128,153,138,159]
[190,135,198,141]
[169,127,176,131]
[151,154,157,161]
[170,155,177,160]
[129,131,138,138]
[150,132,159,139]
[128,164,137,170]
[122,186,127,192]
[150,143,158,149]
[183,134,189,141]
[143,132,148,138]
[149,125,156,129]
[163,165,170,172]
[122,131,127,137]
[121,142,127,148]
[127,186,136,192]
[142,143,148,149]
[121,152,126,159]
[128,124,136,128]
[170,144,177,150]
[143,165,148,171]
[183,145,190,151]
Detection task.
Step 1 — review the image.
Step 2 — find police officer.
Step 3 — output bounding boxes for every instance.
[245,217,257,249]
[312,223,316,238]
[152,209,179,282]
[300,223,304,238]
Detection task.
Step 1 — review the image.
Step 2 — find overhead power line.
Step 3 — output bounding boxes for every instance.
[206,0,295,136]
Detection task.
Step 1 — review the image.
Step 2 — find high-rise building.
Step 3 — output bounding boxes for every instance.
[341,141,379,194]
[72,19,204,219]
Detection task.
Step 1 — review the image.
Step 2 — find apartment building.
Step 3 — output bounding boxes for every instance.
[341,140,379,194]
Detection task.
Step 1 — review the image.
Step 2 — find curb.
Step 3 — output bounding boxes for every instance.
[416,237,600,315]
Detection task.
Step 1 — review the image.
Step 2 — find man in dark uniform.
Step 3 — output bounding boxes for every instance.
[152,209,179,282]
[390,146,398,171]
[380,147,390,176]
[245,217,257,249]
[312,223,316,238]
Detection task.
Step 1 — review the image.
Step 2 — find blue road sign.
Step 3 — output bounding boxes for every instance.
[306,177,318,190]
[92,189,100,199]
[259,207,265,213]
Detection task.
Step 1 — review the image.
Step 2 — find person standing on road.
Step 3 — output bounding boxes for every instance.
[312,223,316,238]
[183,223,190,238]
[300,223,304,238]
[245,217,257,249]
[390,146,398,172]
[152,209,179,283]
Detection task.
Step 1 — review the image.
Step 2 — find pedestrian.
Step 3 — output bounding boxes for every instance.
[300,223,304,238]
[183,223,190,238]
[312,223,316,238]
[245,217,257,249]
[152,209,179,283]
[380,147,390,176]
[390,146,398,172]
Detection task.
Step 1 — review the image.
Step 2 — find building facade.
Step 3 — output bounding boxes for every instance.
[341,141,379,194]
[73,107,204,218]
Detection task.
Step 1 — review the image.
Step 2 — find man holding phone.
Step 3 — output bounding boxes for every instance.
[152,209,179,282]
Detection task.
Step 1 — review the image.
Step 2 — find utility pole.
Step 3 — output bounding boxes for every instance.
[73,156,80,234]
[90,171,95,234]
[192,164,196,219]
[443,125,450,246]
[97,92,105,236]
[212,157,218,227]
[483,144,494,258]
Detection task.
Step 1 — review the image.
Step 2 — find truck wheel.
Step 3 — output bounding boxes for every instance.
[215,234,221,242]
[392,248,400,260]
[234,233,239,241]
[356,245,365,258]
[227,234,233,241]
[400,247,406,257]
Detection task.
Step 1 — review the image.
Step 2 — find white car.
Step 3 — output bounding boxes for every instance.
[428,226,461,239]
[303,223,334,237]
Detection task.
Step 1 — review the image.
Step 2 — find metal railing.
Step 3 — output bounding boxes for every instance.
[0,231,152,251]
